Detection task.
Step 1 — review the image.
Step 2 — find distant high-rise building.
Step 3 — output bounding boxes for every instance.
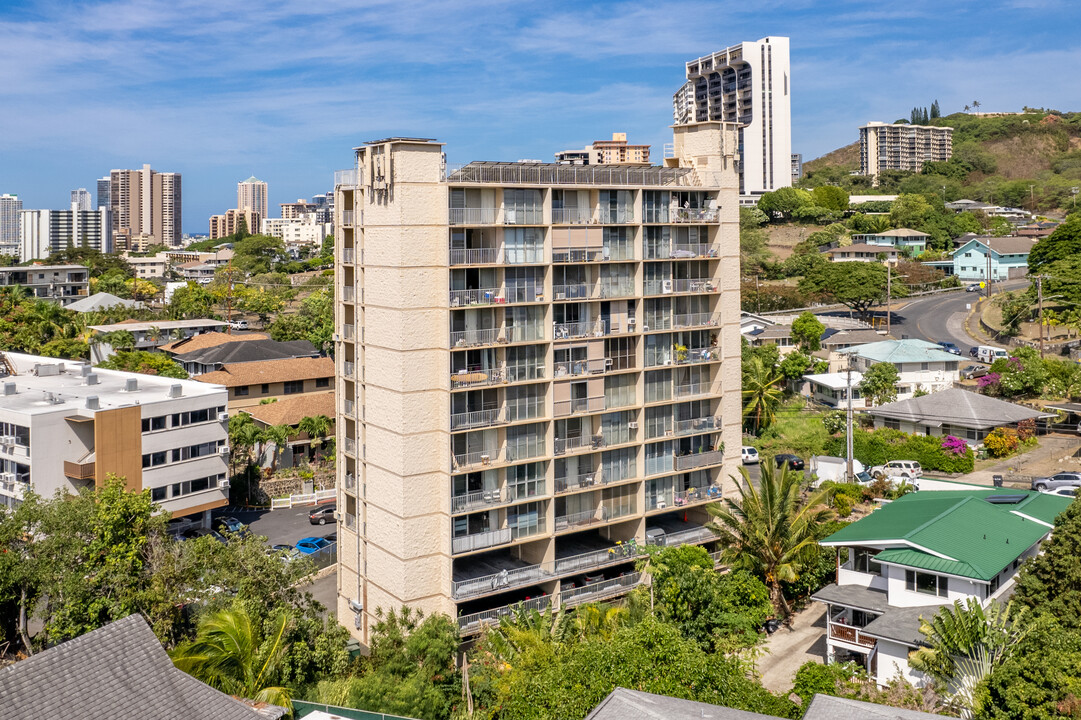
[859,122,953,182]
[209,208,261,240]
[281,199,318,220]
[674,37,792,199]
[20,207,113,261]
[0,194,22,256]
[96,177,111,209]
[110,164,183,247]
[71,188,92,212]
[555,133,651,165]
[791,154,803,183]
[237,176,268,219]
[310,192,334,224]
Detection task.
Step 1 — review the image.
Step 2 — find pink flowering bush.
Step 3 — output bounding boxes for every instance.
[978,372,1001,390]
[941,435,968,456]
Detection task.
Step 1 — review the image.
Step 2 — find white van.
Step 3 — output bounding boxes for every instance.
[977,345,1009,364]
[809,456,865,485]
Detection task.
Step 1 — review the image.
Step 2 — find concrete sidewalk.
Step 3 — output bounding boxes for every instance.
[756,603,828,694]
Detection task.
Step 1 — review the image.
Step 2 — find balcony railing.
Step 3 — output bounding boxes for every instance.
[554,396,606,417]
[554,543,638,573]
[674,449,725,471]
[671,243,719,258]
[829,621,877,648]
[553,359,607,378]
[674,382,711,399]
[563,572,642,607]
[451,488,506,514]
[552,207,592,224]
[449,207,498,225]
[342,361,354,378]
[341,248,355,263]
[553,248,605,263]
[597,208,634,224]
[343,438,357,455]
[657,525,716,546]
[451,407,504,431]
[63,460,95,480]
[504,286,544,304]
[450,367,507,388]
[344,399,355,417]
[452,527,513,555]
[672,312,720,329]
[450,327,503,347]
[452,448,504,471]
[342,324,355,340]
[450,247,500,265]
[555,507,608,532]
[344,472,356,491]
[340,210,355,227]
[555,470,600,494]
[453,563,552,599]
[503,208,544,225]
[670,208,718,223]
[334,168,359,187]
[644,278,717,295]
[677,347,720,365]
[342,286,355,302]
[552,284,591,301]
[554,434,604,456]
[674,415,720,436]
[553,320,604,340]
[596,282,635,300]
[457,594,551,634]
[450,288,503,306]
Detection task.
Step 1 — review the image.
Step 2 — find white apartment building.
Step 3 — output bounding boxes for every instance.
[333,122,743,645]
[71,188,92,212]
[674,37,792,198]
[859,122,953,181]
[238,176,268,219]
[262,215,329,247]
[123,253,169,279]
[0,352,229,524]
[19,206,113,262]
[0,265,89,305]
[0,194,23,257]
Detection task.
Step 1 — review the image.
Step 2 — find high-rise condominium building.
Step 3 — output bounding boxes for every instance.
[209,208,261,240]
[673,37,792,199]
[237,176,268,219]
[555,133,651,166]
[333,122,743,644]
[110,165,183,247]
[71,189,92,212]
[96,177,111,209]
[20,207,113,262]
[0,194,22,257]
[859,122,953,181]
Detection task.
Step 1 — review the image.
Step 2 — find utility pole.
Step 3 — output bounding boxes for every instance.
[755,274,761,315]
[846,354,855,482]
[886,268,891,336]
[986,247,993,300]
[1037,275,1045,358]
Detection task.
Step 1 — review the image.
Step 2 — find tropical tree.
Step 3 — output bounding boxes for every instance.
[859,362,901,406]
[709,463,833,616]
[799,262,902,322]
[261,424,294,473]
[742,355,784,434]
[791,311,825,352]
[297,414,333,459]
[95,329,136,352]
[228,415,265,475]
[909,599,1028,718]
[170,606,293,710]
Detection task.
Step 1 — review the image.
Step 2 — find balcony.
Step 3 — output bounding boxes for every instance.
[342,324,355,340]
[595,282,635,300]
[554,434,604,456]
[674,449,725,471]
[450,288,503,307]
[449,207,498,225]
[553,320,604,340]
[554,396,606,417]
[555,508,608,533]
[457,594,550,634]
[452,448,504,472]
[648,486,722,511]
[655,525,716,547]
[450,247,500,265]
[450,327,504,347]
[451,407,505,431]
[344,472,356,491]
[677,346,720,365]
[450,367,506,389]
[672,312,719,329]
[563,572,642,608]
[63,460,95,480]
[644,278,717,295]
[553,358,606,378]
[670,208,718,223]
[829,614,877,648]
[503,208,544,225]
[554,543,637,573]
[343,438,357,455]
[555,470,600,494]
[552,284,590,301]
[334,169,359,187]
[342,286,355,302]
[452,527,513,555]
[673,415,720,437]
[453,562,551,600]
[344,399,355,417]
[553,247,605,263]
[597,208,634,224]
[342,361,355,379]
[670,244,718,258]
[674,382,711,399]
[504,286,545,304]
[451,487,506,514]
[341,248,355,263]
[552,208,592,224]
[340,210,356,227]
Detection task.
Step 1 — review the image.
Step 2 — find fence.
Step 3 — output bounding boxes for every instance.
[270,487,336,510]
[294,701,418,720]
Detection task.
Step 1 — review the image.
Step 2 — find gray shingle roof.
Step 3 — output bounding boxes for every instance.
[864,388,1050,430]
[585,688,778,720]
[803,694,948,719]
[859,606,929,648]
[0,614,266,720]
[66,292,142,313]
[175,339,319,366]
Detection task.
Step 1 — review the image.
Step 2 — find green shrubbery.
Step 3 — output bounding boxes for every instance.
[824,428,975,474]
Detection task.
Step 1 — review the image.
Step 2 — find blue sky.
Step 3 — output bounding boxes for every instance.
[1,0,1078,233]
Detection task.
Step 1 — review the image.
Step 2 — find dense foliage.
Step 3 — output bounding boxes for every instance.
[96,349,187,378]
[824,428,975,474]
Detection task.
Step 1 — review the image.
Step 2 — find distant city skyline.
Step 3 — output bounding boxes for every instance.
[0,0,1077,232]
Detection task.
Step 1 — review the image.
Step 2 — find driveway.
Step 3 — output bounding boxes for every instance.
[756,602,828,693]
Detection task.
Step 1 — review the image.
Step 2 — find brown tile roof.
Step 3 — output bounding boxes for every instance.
[160,331,269,354]
[243,392,335,427]
[194,356,334,388]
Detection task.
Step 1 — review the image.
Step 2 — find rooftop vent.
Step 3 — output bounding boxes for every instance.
[168,384,182,398]
[125,378,138,392]
[33,363,60,377]
[984,494,1027,505]
[86,396,99,410]
[81,365,91,377]
[85,373,99,386]
[3,382,14,396]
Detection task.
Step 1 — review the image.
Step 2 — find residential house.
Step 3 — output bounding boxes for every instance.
[824,243,899,264]
[813,489,1069,686]
[739,311,776,335]
[160,330,269,355]
[194,356,334,410]
[0,614,282,720]
[0,264,89,305]
[169,338,320,376]
[744,323,797,353]
[851,228,930,254]
[820,328,886,352]
[65,292,143,313]
[242,391,335,468]
[944,199,1029,221]
[89,319,227,362]
[943,235,1036,281]
[837,339,960,399]
[804,371,867,409]
[176,260,218,284]
[862,387,1051,442]
[1017,221,1059,238]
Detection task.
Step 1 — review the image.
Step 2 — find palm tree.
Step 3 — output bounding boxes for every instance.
[297,414,332,460]
[708,462,833,617]
[972,100,981,114]
[964,104,970,113]
[909,599,1028,718]
[741,355,784,434]
[262,424,293,473]
[171,606,292,710]
[572,602,627,640]
[228,415,265,475]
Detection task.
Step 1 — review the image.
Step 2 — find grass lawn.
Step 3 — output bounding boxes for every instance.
[750,396,831,461]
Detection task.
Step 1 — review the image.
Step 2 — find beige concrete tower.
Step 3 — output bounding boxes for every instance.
[335,123,742,645]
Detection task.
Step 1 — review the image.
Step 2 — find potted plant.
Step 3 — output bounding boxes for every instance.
[674,343,688,363]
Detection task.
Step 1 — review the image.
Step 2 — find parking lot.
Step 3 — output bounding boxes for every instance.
[212,502,334,548]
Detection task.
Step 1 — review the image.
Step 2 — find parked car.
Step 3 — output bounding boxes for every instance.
[215,516,248,536]
[269,544,301,562]
[181,527,227,544]
[1042,486,1080,498]
[774,453,805,471]
[868,460,922,480]
[309,504,337,525]
[966,283,981,293]
[166,517,194,536]
[322,532,338,544]
[961,364,988,380]
[1031,472,1081,492]
[937,341,961,355]
[228,319,249,330]
[295,536,333,555]
[969,346,980,358]
[741,446,760,465]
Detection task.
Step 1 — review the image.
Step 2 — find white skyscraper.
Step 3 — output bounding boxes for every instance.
[674,36,792,199]
[0,194,22,256]
[20,207,113,262]
[237,176,268,219]
[71,188,92,211]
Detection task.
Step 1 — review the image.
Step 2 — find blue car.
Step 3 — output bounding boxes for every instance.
[937,341,961,355]
[295,536,332,555]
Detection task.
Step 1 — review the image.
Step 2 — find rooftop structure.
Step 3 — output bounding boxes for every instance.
[65,291,143,313]
[160,330,270,354]
[171,338,320,376]
[195,356,334,410]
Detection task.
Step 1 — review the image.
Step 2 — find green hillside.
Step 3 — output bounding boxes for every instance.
[801,108,1081,214]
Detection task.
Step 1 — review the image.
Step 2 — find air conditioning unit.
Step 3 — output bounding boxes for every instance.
[627,318,636,327]
[217,412,229,422]
[0,436,13,446]
[661,280,673,294]
[556,291,566,300]
[642,325,649,332]
[332,333,341,342]
[217,446,230,456]
[628,421,639,429]
[1,472,14,484]
[220,479,231,489]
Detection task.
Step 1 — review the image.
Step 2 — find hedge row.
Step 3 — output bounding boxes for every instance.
[824,428,975,474]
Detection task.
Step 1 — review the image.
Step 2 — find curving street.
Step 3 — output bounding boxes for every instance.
[889,280,1029,354]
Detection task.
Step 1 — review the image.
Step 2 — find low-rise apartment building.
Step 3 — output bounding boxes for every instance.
[194,356,334,410]
[89,319,227,362]
[0,264,89,305]
[850,228,929,254]
[836,339,960,399]
[0,352,229,523]
[262,215,330,247]
[124,253,169,279]
[823,244,899,264]
[814,489,1069,686]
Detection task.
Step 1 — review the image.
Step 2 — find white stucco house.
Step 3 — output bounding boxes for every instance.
[837,339,960,400]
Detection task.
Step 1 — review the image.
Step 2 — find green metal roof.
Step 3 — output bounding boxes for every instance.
[837,338,963,364]
[821,490,1071,581]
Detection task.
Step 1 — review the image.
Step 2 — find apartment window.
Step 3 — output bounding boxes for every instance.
[604,373,635,409]
[643,226,672,259]
[142,416,167,433]
[506,384,544,422]
[645,369,672,404]
[0,423,30,448]
[316,378,330,388]
[920,362,929,371]
[602,227,633,261]
[260,383,270,394]
[283,380,304,395]
[884,417,901,430]
[142,451,168,468]
[602,447,636,484]
[645,405,673,439]
[508,501,542,539]
[852,547,882,575]
[170,473,224,498]
[601,411,634,446]
[507,462,545,501]
[504,227,544,264]
[906,570,948,597]
[235,386,250,397]
[506,345,544,382]
[151,487,167,502]
[506,423,544,463]
[645,441,673,476]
